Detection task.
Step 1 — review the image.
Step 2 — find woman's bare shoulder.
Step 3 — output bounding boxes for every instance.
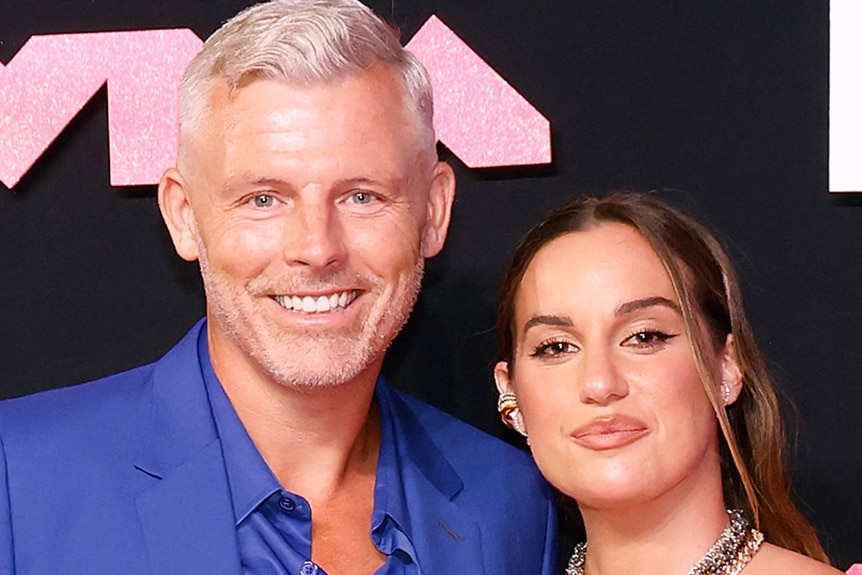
[745,542,845,575]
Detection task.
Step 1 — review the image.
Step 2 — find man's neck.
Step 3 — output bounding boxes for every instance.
[207,327,387,575]
[208,335,383,501]
[241,378,382,497]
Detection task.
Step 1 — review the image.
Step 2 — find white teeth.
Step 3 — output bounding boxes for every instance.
[275,290,357,314]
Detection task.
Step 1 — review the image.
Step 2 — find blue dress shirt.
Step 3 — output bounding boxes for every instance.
[198,331,418,575]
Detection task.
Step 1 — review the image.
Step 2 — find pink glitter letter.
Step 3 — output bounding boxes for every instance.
[2,18,549,189]
[0,29,202,188]
[407,15,552,168]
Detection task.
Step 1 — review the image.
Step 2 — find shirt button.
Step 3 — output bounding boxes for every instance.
[278,496,295,512]
[299,561,319,575]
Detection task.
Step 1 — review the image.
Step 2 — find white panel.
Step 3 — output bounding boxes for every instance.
[830,0,862,192]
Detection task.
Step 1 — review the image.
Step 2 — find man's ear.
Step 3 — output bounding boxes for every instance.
[420,161,456,258]
[720,333,744,405]
[158,168,200,262]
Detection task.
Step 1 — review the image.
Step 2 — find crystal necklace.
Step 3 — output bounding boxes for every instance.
[565,509,764,575]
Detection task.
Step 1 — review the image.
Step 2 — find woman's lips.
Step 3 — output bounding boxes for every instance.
[570,415,649,451]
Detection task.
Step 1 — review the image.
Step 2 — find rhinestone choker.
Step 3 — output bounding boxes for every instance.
[565,509,764,575]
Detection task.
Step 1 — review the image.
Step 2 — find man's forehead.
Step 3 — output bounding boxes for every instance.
[208,73,417,141]
[205,64,403,108]
[181,72,429,183]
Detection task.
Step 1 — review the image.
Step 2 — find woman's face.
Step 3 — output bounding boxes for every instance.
[495,222,739,512]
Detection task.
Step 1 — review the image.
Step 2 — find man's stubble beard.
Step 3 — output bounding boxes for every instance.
[195,234,424,390]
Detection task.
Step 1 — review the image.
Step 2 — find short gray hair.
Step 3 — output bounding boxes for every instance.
[178,0,435,157]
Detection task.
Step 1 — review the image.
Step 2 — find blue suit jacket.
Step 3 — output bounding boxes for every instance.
[0,322,557,574]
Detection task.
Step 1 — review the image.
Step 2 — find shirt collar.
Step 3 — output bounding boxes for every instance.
[197,328,281,526]
[371,377,414,551]
[196,326,418,560]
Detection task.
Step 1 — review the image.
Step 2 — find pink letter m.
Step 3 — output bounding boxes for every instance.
[0,30,202,188]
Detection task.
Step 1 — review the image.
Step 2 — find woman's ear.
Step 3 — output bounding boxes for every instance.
[720,334,744,406]
[494,361,513,395]
[494,361,529,438]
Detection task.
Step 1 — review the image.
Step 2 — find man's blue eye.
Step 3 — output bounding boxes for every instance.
[253,195,275,208]
[352,191,373,204]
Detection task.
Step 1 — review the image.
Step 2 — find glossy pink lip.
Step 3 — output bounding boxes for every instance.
[570,415,648,451]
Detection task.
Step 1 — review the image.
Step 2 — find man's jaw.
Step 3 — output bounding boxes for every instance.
[273,290,359,314]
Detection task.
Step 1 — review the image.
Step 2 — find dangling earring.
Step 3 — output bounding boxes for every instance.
[721,381,731,405]
[497,392,528,439]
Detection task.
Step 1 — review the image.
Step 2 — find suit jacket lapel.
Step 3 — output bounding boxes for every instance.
[405,481,486,573]
[379,383,487,573]
[136,440,240,575]
[129,329,488,574]
[132,321,241,574]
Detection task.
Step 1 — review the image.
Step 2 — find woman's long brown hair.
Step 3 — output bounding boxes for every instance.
[496,190,829,562]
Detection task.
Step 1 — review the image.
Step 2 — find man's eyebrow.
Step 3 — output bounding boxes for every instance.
[615,296,681,317]
[522,314,573,335]
[221,176,285,192]
[221,175,403,192]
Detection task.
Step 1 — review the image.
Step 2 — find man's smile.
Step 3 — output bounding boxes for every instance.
[273,290,359,313]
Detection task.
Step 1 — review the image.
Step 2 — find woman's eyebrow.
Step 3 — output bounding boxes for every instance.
[522,314,573,335]
[615,296,681,318]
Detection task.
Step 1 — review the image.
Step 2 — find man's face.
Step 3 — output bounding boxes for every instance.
[160,67,454,389]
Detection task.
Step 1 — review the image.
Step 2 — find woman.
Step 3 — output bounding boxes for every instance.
[493,191,842,574]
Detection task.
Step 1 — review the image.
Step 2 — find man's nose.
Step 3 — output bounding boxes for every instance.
[578,346,629,405]
[284,200,348,270]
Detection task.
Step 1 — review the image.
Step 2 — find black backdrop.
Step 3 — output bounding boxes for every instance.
[2,0,858,569]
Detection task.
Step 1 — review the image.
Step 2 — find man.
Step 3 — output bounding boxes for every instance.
[0,1,556,573]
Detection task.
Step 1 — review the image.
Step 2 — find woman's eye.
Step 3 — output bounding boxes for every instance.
[625,330,677,348]
[530,340,577,357]
[252,194,276,208]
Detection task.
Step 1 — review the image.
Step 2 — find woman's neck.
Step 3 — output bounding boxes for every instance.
[577,481,731,575]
